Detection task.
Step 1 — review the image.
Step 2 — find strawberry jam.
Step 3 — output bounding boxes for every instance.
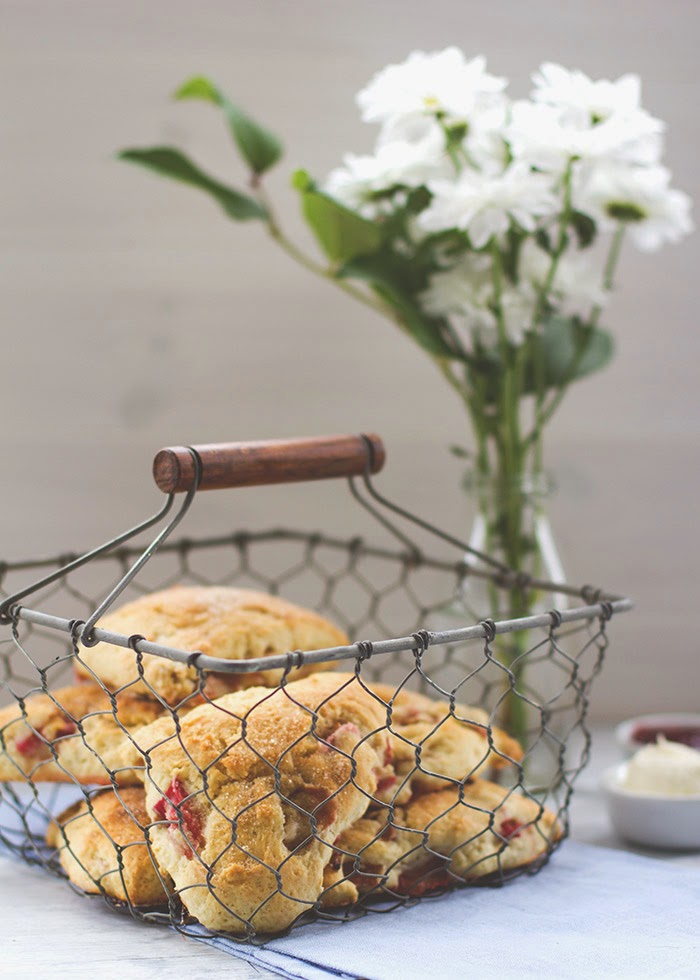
[631,724,700,750]
[500,818,523,839]
[153,777,204,858]
[377,774,397,793]
[325,722,361,748]
[15,732,44,757]
[397,860,452,896]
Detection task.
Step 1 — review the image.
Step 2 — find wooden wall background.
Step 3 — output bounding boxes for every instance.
[1,0,698,718]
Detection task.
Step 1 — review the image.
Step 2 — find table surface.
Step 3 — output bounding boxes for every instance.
[2,726,698,980]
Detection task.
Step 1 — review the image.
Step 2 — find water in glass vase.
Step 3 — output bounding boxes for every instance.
[463,470,568,620]
[459,470,574,763]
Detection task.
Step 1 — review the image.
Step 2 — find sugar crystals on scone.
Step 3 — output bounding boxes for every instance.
[74,586,349,705]
[0,684,165,785]
[46,787,171,906]
[321,780,561,907]
[368,682,523,803]
[126,673,394,934]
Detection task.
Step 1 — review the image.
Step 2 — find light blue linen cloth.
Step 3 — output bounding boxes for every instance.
[2,786,698,979]
[190,842,700,980]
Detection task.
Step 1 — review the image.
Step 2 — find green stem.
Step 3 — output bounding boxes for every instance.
[487,238,535,739]
[531,162,574,473]
[256,181,476,415]
[523,223,626,451]
[588,221,626,329]
[531,162,574,329]
[490,241,524,555]
[262,203,389,318]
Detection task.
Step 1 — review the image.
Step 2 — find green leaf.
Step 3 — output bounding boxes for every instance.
[524,315,614,391]
[291,168,314,192]
[298,189,384,265]
[535,227,553,254]
[502,227,526,284]
[449,444,471,459]
[175,75,283,176]
[341,252,459,360]
[570,210,597,248]
[174,75,220,104]
[118,147,267,221]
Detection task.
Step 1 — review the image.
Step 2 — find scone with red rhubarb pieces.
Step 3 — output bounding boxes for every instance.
[321,780,561,907]
[74,586,348,706]
[120,672,527,934]
[46,787,171,906]
[0,685,165,785]
[123,672,395,935]
[368,682,522,803]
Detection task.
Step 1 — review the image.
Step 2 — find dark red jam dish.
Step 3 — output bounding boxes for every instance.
[631,724,700,750]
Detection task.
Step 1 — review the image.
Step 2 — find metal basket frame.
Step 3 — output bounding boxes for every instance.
[0,435,632,941]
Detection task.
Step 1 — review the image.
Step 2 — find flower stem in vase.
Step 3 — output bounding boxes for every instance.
[464,469,567,747]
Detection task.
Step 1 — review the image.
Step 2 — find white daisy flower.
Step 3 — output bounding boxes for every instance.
[421,253,494,318]
[420,254,537,345]
[531,62,644,124]
[357,48,506,131]
[324,128,450,213]
[507,100,664,175]
[418,162,558,248]
[465,103,512,176]
[500,284,538,344]
[575,164,693,251]
[518,239,608,312]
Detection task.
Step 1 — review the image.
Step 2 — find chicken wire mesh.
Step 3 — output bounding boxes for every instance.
[0,438,631,941]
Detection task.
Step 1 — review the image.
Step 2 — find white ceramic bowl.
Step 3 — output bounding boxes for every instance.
[615,713,700,756]
[602,763,700,850]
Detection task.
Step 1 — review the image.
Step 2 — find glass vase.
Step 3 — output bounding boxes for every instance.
[461,469,569,744]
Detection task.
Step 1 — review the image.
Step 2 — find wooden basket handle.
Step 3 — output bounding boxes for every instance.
[152,434,385,493]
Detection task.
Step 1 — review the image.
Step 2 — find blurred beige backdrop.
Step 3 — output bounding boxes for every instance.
[1,1,698,718]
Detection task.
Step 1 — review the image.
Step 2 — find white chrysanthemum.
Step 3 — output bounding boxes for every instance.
[357,48,506,131]
[575,164,693,251]
[375,100,510,179]
[518,239,608,312]
[531,62,643,124]
[507,100,664,174]
[464,103,511,176]
[324,128,450,212]
[421,254,493,317]
[420,254,536,345]
[418,163,558,248]
[500,285,538,344]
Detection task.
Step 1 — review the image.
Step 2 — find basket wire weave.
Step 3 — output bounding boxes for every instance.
[0,436,631,941]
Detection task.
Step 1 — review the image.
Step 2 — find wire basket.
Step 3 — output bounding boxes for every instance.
[0,434,631,942]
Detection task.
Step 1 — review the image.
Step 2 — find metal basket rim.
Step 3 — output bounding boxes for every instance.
[2,527,633,676]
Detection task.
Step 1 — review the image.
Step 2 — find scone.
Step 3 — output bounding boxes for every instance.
[120,672,526,933]
[0,685,165,785]
[74,586,348,706]
[321,780,561,906]
[124,672,395,934]
[46,787,170,906]
[369,682,522,803]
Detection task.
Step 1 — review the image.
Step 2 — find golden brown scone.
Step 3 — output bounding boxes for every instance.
[321,779,561,906]
[46,787,171,906]
[367,683,522,804]
[0,685,165,785]
[124,672,395,934]
[74,586,348,706]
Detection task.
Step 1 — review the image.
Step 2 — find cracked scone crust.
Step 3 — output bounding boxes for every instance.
[321,780,561,906]
[46,787,170,906]
[127,672,394,934]
[368,683,523,805]
[114,675,526,931]
[74,586,348,705]
[0,685,165,785]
